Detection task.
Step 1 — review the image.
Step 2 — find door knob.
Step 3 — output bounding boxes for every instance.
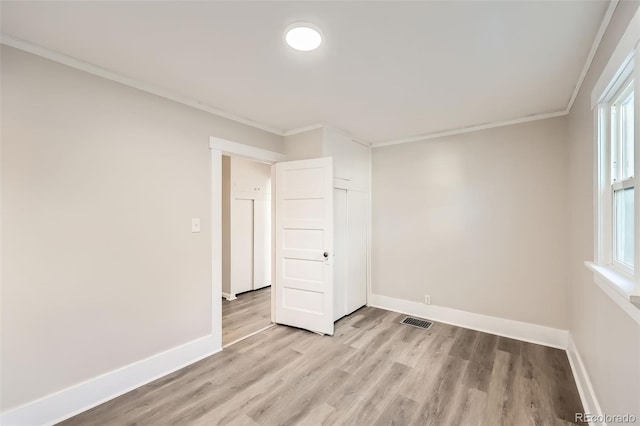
[323,251,329,258]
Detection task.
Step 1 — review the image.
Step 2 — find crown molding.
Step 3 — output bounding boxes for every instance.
[282,123,325,136]
[0,34,286,137]
[372,110,568,148]
[566,0,619,112]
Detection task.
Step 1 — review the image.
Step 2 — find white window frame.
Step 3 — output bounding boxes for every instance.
[604,74,635,276]
[588,9,640,316]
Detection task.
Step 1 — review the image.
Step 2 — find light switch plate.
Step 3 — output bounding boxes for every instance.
[191,218,201,233]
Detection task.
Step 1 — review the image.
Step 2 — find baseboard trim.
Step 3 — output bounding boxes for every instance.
[369,294,568,349]
[1,335,221,426]
[222,292,237,301]
[566,334,605,426]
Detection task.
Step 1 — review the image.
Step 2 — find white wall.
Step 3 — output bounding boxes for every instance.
[0,45,283,411]
[566,1,640,418]
[372,117,568,329]
[283,128,323,161]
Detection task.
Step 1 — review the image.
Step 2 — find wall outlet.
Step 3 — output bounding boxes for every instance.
[424,295,431,305]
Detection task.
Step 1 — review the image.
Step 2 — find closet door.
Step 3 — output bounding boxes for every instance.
[231,198,254,294]
[346,190,368,315]
[253,198,271,290]
[333,188,348,321]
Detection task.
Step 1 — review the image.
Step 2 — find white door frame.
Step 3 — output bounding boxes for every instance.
[209,137,285,350]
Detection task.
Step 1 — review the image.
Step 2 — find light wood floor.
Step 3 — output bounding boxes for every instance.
[60,307,585,426]
[222,287,272,346]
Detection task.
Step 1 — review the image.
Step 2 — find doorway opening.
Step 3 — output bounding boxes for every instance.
[210,137,285,351]
[210,135,369,346]
[221,155,274,346]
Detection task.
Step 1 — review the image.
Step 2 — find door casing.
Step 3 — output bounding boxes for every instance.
[210,137,285,350]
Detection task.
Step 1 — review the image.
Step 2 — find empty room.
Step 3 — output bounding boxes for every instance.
[1,1,639,425]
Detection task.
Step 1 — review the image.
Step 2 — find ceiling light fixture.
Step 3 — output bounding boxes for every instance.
[285,23,322,52]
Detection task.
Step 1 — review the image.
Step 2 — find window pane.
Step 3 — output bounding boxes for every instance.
[614,187,635,268]
[611,83,634,183]
[621,89,634,179]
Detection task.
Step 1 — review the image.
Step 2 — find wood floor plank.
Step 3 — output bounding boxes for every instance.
[295,402,335,425]
[339,362,411,425]
[202,336,346,425]
[339,318,406,374]
[409,356,469,425]
[245,344,353,424]
[444,386,487,426]
[59,307,585,426]
[222,287,272,346]
[397,324,462,402]
[343,310,402,349]
[199,413,258,426]
[326,350,396,411]
[543,346,586,425]
[393,326,434,368]
[271,368,351,426]
[163,348,302,425]
[142,348,301,425]
[464,332,498,392]
[497,335,523,356]
[483,349,511,426]
[448,327,480,360]
[373,394,419,426]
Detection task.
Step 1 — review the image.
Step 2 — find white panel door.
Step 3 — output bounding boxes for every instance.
[274,157,334,335]
[346,190,368,314]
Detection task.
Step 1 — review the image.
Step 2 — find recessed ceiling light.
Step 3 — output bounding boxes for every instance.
[285,23,322,52]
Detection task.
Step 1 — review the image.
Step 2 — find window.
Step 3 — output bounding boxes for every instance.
[588,9,639,310]
[593,45,638,288]
[611,79,635,272]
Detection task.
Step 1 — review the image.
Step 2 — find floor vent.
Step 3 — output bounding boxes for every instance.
[400,316,433,330]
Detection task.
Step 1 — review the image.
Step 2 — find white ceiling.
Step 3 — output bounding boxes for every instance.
[1,1,609,143]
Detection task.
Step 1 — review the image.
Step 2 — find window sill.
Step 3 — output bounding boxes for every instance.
[585,262,640,324]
